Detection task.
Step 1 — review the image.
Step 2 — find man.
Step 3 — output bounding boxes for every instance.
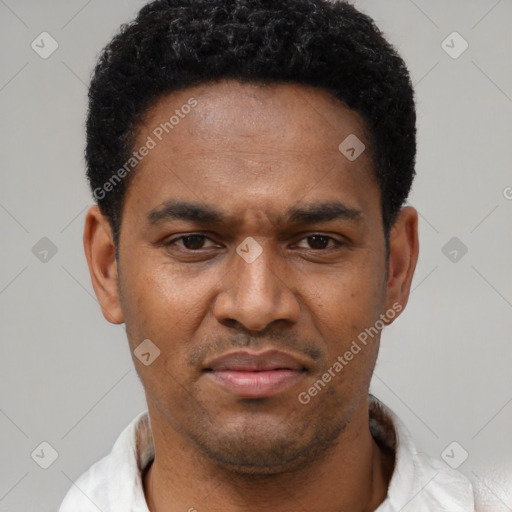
[60,0,475,510]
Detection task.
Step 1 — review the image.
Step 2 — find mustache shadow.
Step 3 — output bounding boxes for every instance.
[186,330,325,368]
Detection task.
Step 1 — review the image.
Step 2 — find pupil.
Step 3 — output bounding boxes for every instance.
[309,235,328,249]
[184,235,204,250]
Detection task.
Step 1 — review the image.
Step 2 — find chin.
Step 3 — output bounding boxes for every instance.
[186,414,348,475]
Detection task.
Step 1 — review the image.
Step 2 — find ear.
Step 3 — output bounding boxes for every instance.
[383,206,419,324]
[83,205,124,324]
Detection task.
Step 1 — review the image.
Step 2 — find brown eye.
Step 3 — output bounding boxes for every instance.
[296,234,342,250]
[166,234,216,251]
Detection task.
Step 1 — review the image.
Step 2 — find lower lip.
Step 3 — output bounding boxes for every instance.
[206,369,305,398]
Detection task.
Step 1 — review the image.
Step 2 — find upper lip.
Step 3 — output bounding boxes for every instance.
[204,349,308,372]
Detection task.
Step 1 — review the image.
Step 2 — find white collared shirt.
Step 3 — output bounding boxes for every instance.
[59,395,475,511]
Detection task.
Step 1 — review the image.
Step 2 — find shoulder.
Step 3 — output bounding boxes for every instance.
[58,411,152,512]
[411,451,475,511]
[369,395,475,512]
[58,454,112,512]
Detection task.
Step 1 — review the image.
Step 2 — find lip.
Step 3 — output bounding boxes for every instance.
[203,349,308,398]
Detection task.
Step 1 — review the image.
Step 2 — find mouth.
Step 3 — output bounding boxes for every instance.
[203,350,308,399]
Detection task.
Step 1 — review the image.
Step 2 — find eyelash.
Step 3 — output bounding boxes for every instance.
[164,233,345,251]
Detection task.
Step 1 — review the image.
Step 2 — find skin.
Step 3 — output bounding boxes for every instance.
[83,79,419,512]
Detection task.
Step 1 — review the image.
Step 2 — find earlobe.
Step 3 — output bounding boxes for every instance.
[384,206,419,323]
[83,205,124,324]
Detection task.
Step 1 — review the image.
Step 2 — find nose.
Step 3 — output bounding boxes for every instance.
[213,241,301,332]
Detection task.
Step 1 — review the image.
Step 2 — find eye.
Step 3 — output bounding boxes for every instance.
[166,234,217,251]
[295,234,343,250]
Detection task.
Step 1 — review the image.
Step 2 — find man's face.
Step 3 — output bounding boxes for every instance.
[101,80,404,473]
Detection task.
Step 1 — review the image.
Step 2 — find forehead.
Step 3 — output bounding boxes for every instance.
[138,79,369,153]
[124,79,379,226]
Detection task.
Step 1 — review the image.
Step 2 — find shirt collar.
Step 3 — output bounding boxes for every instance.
[106,394,474,511]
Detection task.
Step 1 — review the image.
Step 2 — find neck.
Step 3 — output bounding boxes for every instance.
[143,396,394,512]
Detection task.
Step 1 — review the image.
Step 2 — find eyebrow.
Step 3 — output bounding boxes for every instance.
[147,200,363,226]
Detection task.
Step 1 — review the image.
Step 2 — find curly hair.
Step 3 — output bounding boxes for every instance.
[86,0,416,254]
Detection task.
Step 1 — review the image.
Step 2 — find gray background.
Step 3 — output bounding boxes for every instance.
[1,0,511,510]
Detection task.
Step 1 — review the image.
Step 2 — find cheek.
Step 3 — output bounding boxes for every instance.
[122,260,204,325]
[303,256,385,394]
[119,258,223,379]
[119,264,205,407]
[310,256,385,333]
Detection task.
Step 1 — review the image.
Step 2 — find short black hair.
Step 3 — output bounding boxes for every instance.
[86,0,416,257]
